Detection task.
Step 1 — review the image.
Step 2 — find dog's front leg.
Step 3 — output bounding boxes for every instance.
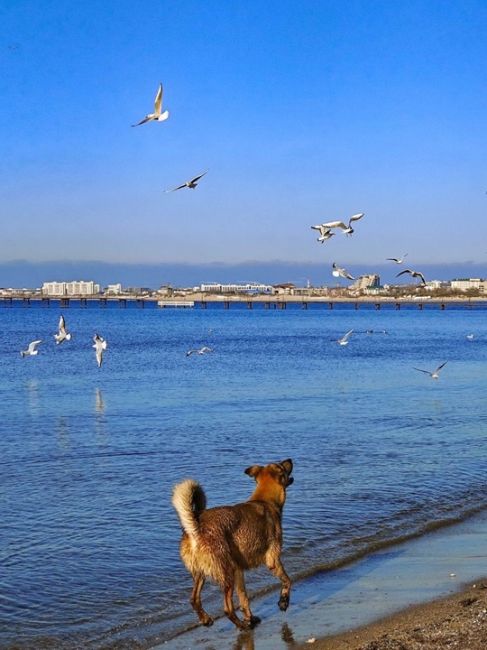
[266,553,291,611]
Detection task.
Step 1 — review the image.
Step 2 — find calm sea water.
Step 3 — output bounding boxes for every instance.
[1,302,486,649]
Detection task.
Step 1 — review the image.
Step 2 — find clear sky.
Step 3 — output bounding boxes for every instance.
[1,0,486,271]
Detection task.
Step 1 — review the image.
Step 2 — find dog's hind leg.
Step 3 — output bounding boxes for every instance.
[190,572,213,626]
[265,552,291,612]
[235,569,261,628]
[223,574,249,630]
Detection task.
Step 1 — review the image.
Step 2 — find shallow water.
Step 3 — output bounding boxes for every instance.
[1,302,486,648]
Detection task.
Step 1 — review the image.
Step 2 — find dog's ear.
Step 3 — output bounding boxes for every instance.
[245,465,262,479]
[280,459,293,475]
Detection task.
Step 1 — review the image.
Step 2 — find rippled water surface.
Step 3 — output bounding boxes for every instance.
[1,302,486,648]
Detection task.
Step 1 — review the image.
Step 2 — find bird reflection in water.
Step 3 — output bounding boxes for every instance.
[95,387,108,444]
[25,379,40,413]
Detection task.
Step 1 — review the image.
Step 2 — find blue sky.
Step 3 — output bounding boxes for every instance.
[1,0,486,279]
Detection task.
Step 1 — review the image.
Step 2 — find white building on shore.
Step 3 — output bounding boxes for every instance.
[198,282,273,294]
[450,278,485,292]
[42,280,101,296]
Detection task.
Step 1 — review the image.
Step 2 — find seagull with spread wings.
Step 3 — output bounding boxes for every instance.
[332,262,355,280]
[54,315,72,345]
[310,224,335,243]
[93,334,107,368]
[21,340,42,357]
[132,83,169,127]
[165,171,207,192]
[396,269,426,285]
[322,213,365,236]
[387,253,408,264]
[186,346,213,357]
[337,330,353,346]
[413,361,447,379]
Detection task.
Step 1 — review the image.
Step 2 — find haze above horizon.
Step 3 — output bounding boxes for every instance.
[1,0,486,279]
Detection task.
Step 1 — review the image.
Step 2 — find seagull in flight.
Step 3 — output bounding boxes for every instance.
[93,334,107,368]
[413,361,447,379]
[186,346,213,357]
[21,340,42,357]
[322,213,365,236]
[337,330,353,346]
[132,83,169,127]
[54,315,72,345]
[332,262,355,280]
[387,253,408,264]
[165,171,207,192]
[310,224,335,243]
[396,269,426,285]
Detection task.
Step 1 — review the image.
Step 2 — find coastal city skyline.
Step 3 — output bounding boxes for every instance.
[2,1,487,272]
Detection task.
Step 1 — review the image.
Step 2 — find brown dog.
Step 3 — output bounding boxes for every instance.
[172,458,293,630]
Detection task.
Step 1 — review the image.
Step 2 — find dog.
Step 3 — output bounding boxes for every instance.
[172,458,293,630]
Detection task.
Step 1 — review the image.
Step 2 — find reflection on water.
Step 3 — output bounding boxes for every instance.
[56,417,70,450]
[95,387,105,414]
[25,379,39,412]
[94,387,107,443]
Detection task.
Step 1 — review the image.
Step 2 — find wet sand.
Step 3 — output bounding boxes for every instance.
[158,509,487,649]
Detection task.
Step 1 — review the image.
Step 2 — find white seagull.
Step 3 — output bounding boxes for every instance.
[386,253,408,264]
[413,361,447,379]
[54,314,72,345]
[186,346,213,357]
[322,213,365,236]
[332,262,355,280]
[21,340,42,357]
[396,269,426,285]
[165,171,208,192]
[310,224,335,243]
[337,330,353,346]
[132,83,169,127]
[466,333,475,341]
[93,334,107,368]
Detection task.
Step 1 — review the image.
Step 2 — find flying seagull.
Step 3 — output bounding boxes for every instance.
[322,213,365,236]
[310,224,335,243]
[332,262,355,280]
[186,346,213,357]
[54,315,71,345]
[413,361,447,379]
[165,171,208,192]
[337,330,353,346]
[21,340,42,357]
[396,269,426,285]
[387,253,408,264]
[132,83,169,127]
[93,334,107,368]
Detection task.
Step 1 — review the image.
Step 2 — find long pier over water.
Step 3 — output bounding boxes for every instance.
[1,294,486,310]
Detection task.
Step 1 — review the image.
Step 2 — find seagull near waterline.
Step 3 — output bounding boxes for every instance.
[396,269,426,285]
[332,262,355,280]
[186,346,213,357]
[54,315,71,345]
[337,330,353,346]
[322,213,365,236]
[413,361,447,379]
[93,334,107,368]
[21,340,42,357]
[131,83,169,127]
[386,253,408,264]
[165,171,208,192]
[466,333,475,341]
[310,224,335,243]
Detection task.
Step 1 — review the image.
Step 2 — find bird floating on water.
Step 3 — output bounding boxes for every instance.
[387,253,408,264]
[54,315,71,345]
[165,171,208,192]
[310,224,335,243]
[132,83,169,127]
[413,361,447,379]
[396,269,426,285]
[21,340,42,357]
[322,213,364,236]
[337,330,353,346]
[332,262,355,280]
[466,333,475,341]
[93,334,107,368]
[186,346,213,357]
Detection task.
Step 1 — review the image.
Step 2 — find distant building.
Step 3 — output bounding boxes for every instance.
[199,283,273,294]
[105,283,123,295]
[42,281,100,296]
[450,278,484,292]
[350,274,381,291]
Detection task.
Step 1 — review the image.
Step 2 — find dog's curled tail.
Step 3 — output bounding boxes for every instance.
[172,479,207,541]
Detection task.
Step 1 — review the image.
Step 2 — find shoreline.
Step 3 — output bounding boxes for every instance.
[158,508,487,649]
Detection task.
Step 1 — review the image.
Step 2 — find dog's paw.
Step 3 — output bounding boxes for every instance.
[246,615,261,628]
[201,614,214,627]
[278,594,289,611]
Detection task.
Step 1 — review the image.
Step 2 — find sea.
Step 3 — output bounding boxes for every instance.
[1,300,486,649]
